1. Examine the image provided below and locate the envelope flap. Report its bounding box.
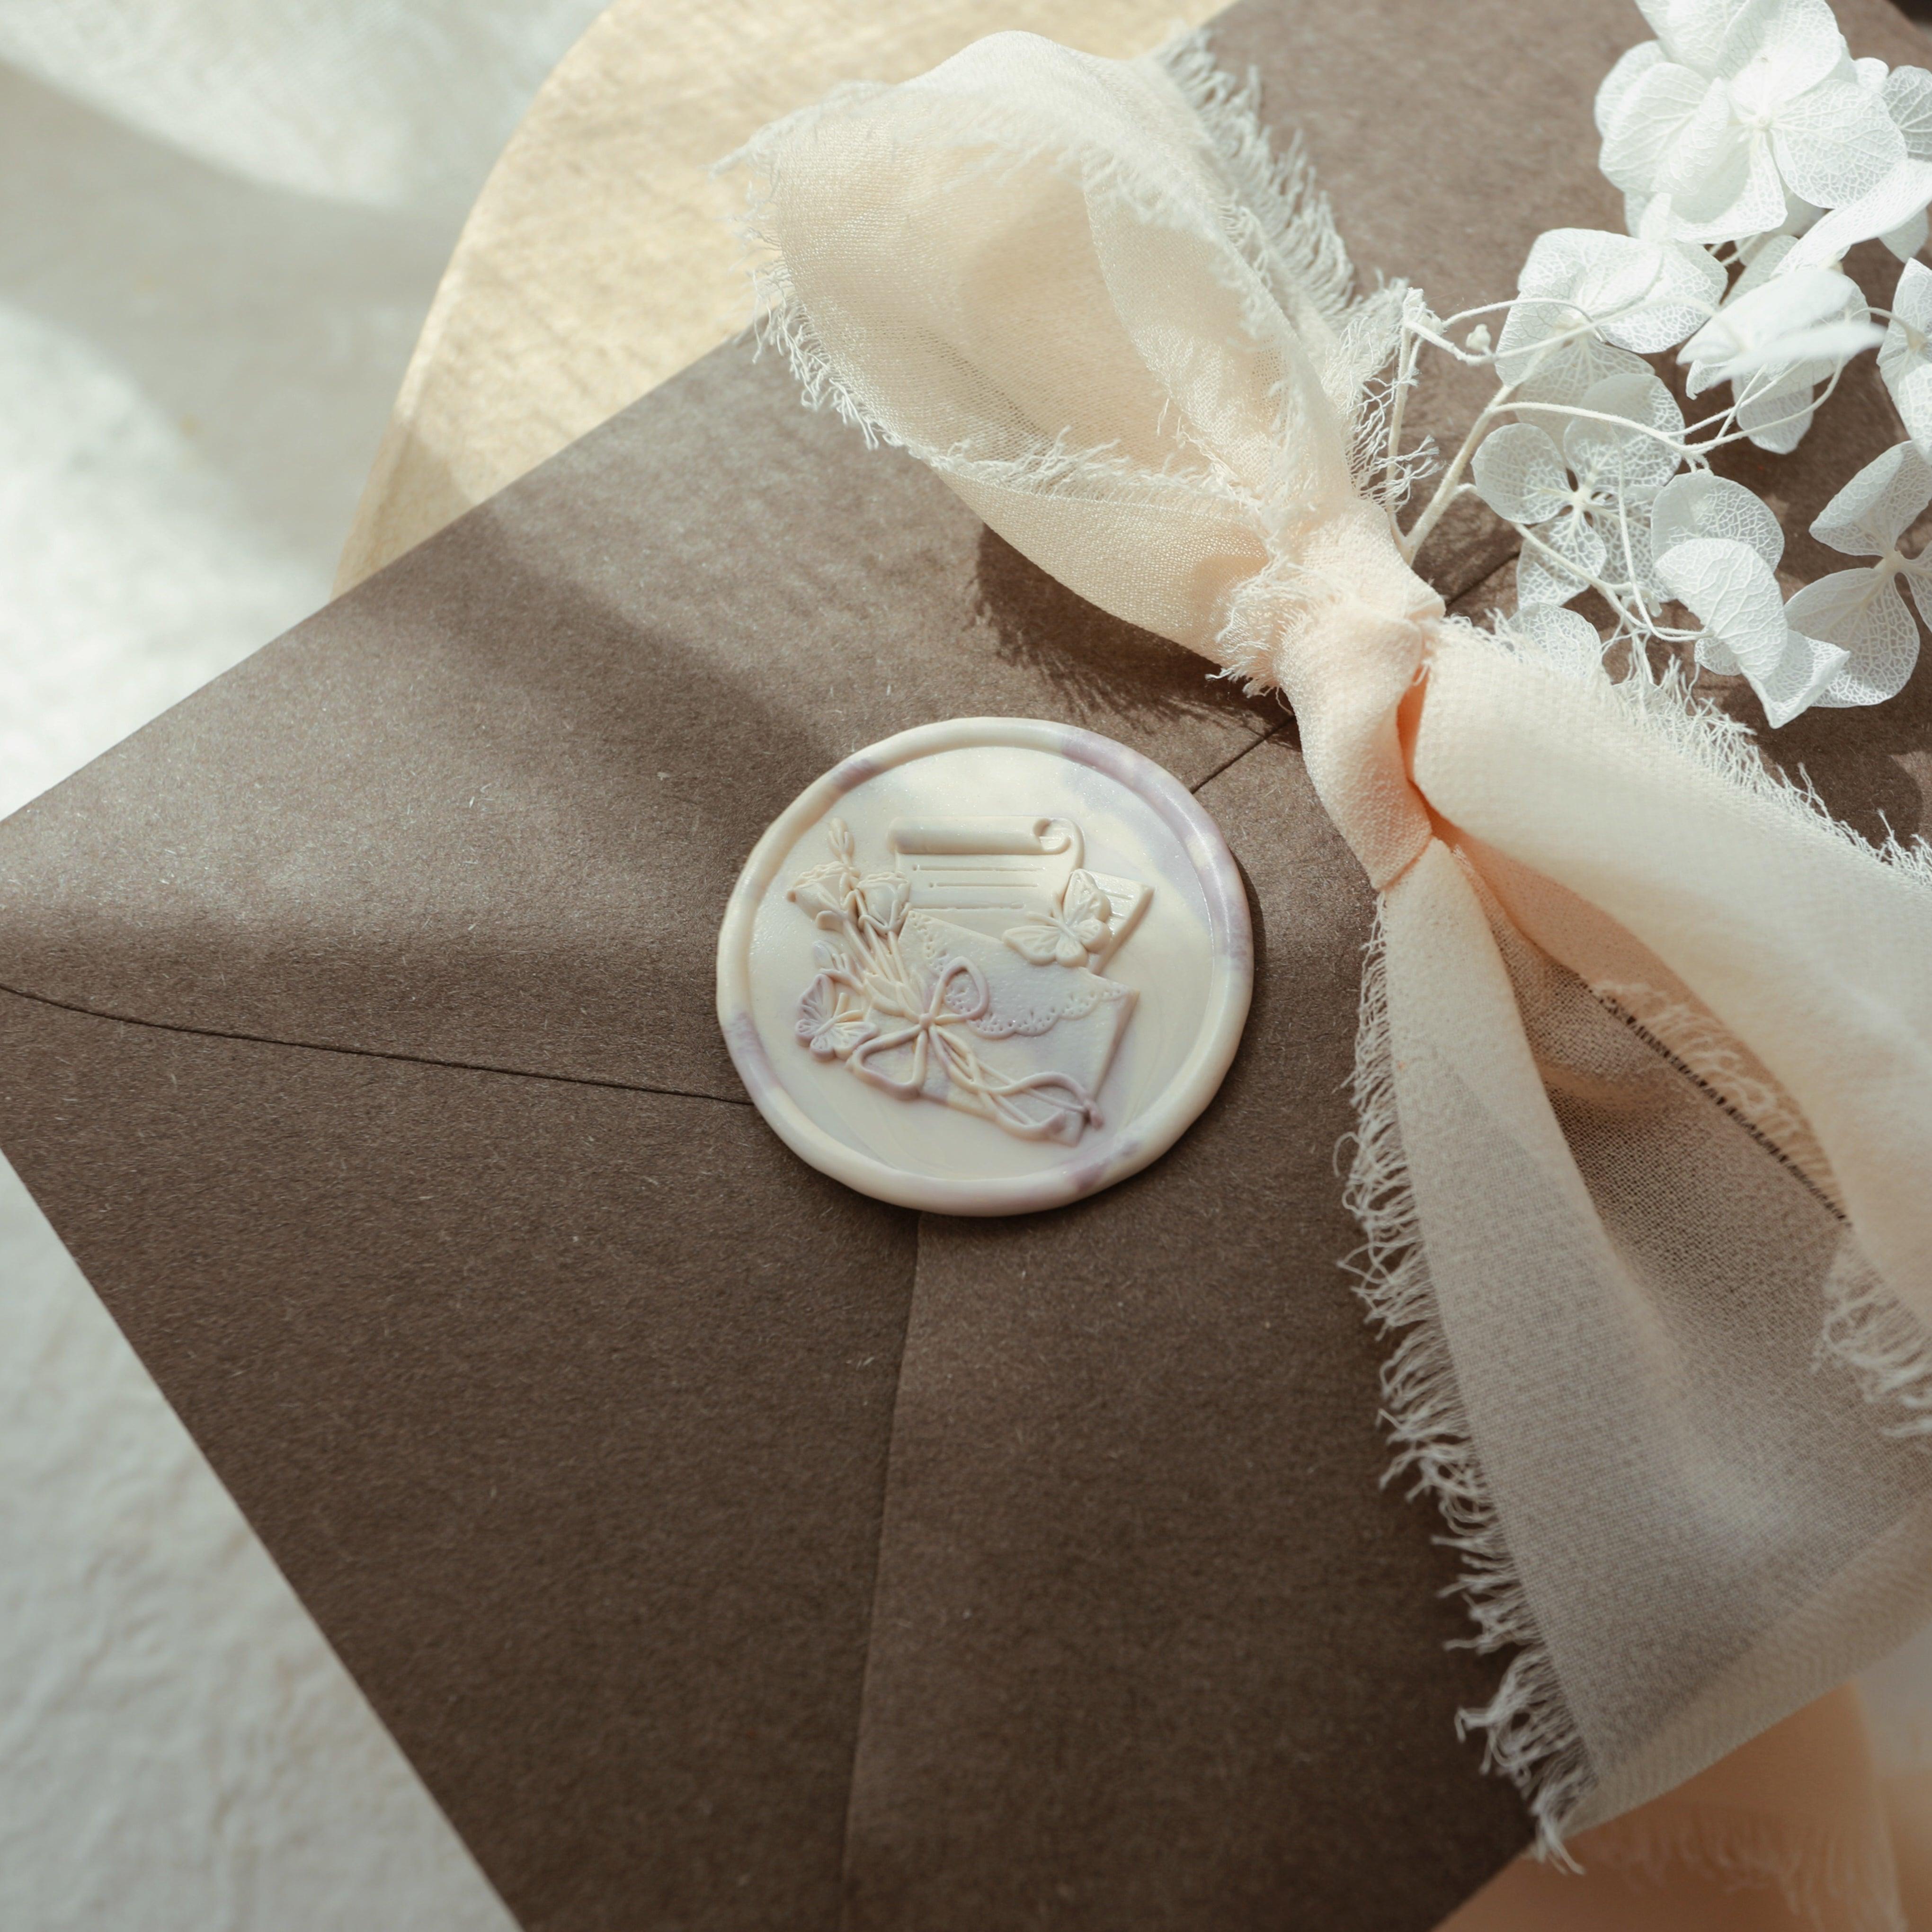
[0,348,1277,1101]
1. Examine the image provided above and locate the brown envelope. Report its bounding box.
[2,1,1929,1928]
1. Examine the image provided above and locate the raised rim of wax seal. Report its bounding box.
[716,717,1253,1215]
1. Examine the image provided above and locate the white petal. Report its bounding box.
[1772,80,1906,210]
[1638,0,1715,72]
[1517,228,1660,310]
[1654,533,1789,659]
[1782,158,1932,268]
[1594,498,1668,601]
[1717,0,1845,101]
[1495,300,1588,389]
[1661,85,1763,213]
[1632,189,1713,245]
[1886,64,1932,162]
[1601,62,1715,197]
[1600,242,1727,352]
[1586,369,1689,443]
[1506,603,1610,681]
[1892,352,1932,462]
[1541,505,1611,581]
[1720,263,1860,345]
[1499,231,1662,384]
[1753,630,1855,725]
[1697,630,1743,674]
[1732,231,1799,296]
[1692,231,1798,371]
[1883,208,1930,261]
[1511,339,1653,410]
[1669,122,1791,242]
[1736,364,1821,452]
[1516,508,1610,605]
[1679,264,1865,378]
[1809,440,1932,554]
[1779,191,1826,237]
[1598,41,1667,136]
[1650,471,1785,568]
[1786,570,1922,705]
[1472,423,1570,525]
[1892,256,1932,336]
[1656,528,1848,725]
[1881,262,1932,456]
[1638,0,1731,73]
[1515,554,1575,610]
[1564,371,1686,496]
[1734,317,1882,373]
[1634,520,1674,604]
[1513,228,1589,303]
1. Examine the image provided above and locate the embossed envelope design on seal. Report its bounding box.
[787,814,1147,1144]
[718,718,1252,1213]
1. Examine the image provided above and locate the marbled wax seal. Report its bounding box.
[716,718,1252,1215]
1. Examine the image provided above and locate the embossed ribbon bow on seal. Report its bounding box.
[734,32,1932,1850]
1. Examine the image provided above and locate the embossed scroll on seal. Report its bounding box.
[717,718,1252,1214]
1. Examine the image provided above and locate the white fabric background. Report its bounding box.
[0,5,605,1926]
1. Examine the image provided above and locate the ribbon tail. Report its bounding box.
[1357,630,1932,1850]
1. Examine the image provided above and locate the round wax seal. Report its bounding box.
[716,718,1252,1215]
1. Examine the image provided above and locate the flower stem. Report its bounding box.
[1401,383,1514,563]
[1382,323,1422,543]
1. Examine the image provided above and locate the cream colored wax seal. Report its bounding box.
[717,718,1252,1215]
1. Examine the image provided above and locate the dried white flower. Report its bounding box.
[1783,441,1932,706]
[1649,467,1785,560]
[1882,62,1932,254]
[1680,244,1877,452]
[1496,228,1722,404]
[1680,263,1876,383]
[1599,0,1903,245]
[1781,62,1932,266]
[1390,0,1924,730]
[1475,372,1683,604]
[1651,470,1849,724]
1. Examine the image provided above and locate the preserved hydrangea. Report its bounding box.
[1388,0,1932,726]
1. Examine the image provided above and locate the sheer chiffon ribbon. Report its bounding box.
[736,29,1932,1857]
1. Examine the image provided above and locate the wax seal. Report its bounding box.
[717,718,1252,1215]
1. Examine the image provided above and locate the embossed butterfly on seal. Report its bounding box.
[717,718,1252,1215]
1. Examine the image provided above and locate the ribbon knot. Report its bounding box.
[849,953,989,1098]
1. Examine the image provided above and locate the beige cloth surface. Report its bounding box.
[334,0,1227,590]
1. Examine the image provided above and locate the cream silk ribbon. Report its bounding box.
[736,26,1932,1868]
